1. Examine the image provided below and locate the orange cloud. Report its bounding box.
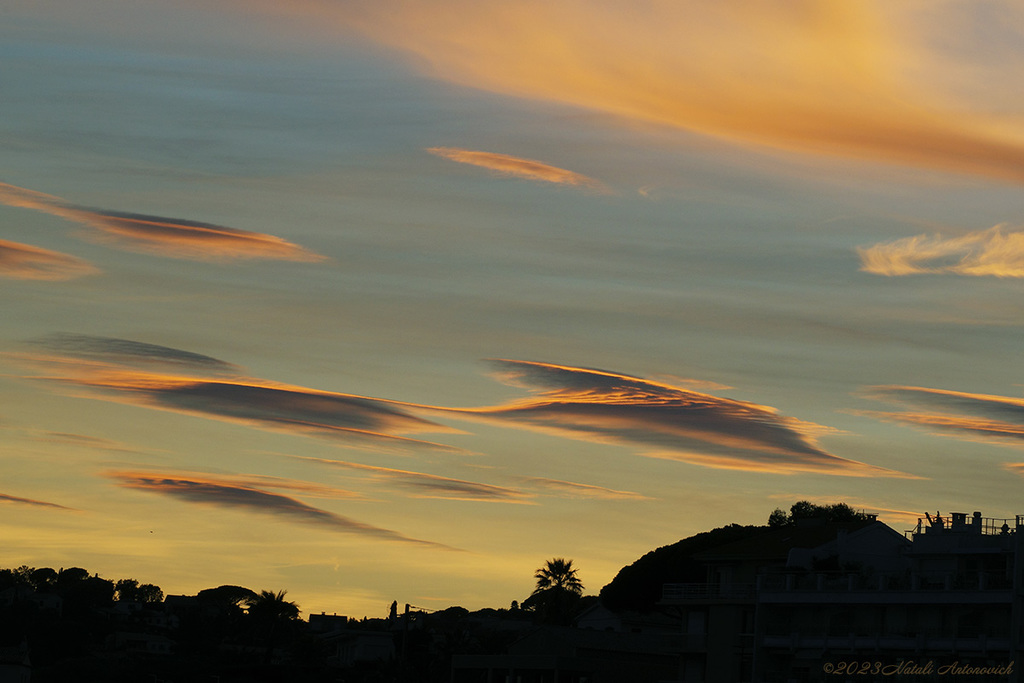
[291,455,533,503]
[0,239,99,281]
[865,385,1024,446]
[105,470,455,549]
[439,360,908,477]
[859,225,1024,277]
[523,477,651,501]
[426,147,608,191]
[14,336,911,476]
[336,0,1024,183]
[0,181,325,262]
[14,344,462,452]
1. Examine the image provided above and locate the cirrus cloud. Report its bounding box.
[11,336,911,476]
[13,342,463,453]
[426,147,609,192]
[859,225,1024,277]
[0,239,99,281]
[0,492,76,511]
[0,181,325,262]
[32,333,240,373]
[105,470,456,549]
[290,455,533,503]
[436,360,909,477]
[864,385,1024,446]
[523,477,652,501]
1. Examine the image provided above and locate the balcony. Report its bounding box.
[760,633,1011,654]
[661,583,756,603]
[753,571,1014,605]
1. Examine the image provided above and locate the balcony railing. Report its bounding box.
[661,583,756,601]
[758,571,1013,592]
[663,571,1013,602]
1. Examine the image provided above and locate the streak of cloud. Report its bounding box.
[859,225,1024,277]
[12,337,909,474]
[336,1,1024,183]
[105,471,456,549]
[0,181,325,262]
[426,147,609,192]
[864,385,1024,446]
[0,492,76,511]
[523,477,651,501]
[15,350,462,452]
[222,473,365,500]
[290,455,532,503]
[35,431,140,454]
[0,239,99,281]
[443,360,909,477]
[32,334,240,373]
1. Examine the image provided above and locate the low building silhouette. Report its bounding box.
[661,511,1023,682]
[0,640,30,683]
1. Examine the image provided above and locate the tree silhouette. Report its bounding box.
[114,578,163,603]
[524,558,584,625]
[198,584,258,609]
[246,590,300,622]
[768,501,874,527]
[29,567,58,591]
[533,558,584,596]
[244,590,300,664]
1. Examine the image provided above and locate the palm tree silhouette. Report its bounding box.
[246,589,300,622]
[526,558,584,624]
[533,558,583,595]
[245,590,300,664]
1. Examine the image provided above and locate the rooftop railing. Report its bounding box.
[906,513,1023,538]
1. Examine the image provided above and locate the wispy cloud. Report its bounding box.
[32,334,240,373]
[0,239,99,281]
[14,346,462,452]
[34,431,139,454]
[105,470,456,549]
[426,147,608,192]
[523,477,652,501]
[865,385,1024,446]
[0,181,325,262]
[440,360,908,477]
[291,455,532,503]
[859,225,1024,277]
[12,336,911,475]
[213,472,365,500]
[337,1,1024,183]
[0,492,76,511]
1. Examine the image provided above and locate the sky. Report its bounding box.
[3,0,1024,618]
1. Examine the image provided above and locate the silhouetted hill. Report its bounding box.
[598,501,878,613]
[598,523,766,612]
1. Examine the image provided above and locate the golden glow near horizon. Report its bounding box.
[4,0,1024,618]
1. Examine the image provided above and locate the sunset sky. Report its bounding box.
[4,0,1024,618]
